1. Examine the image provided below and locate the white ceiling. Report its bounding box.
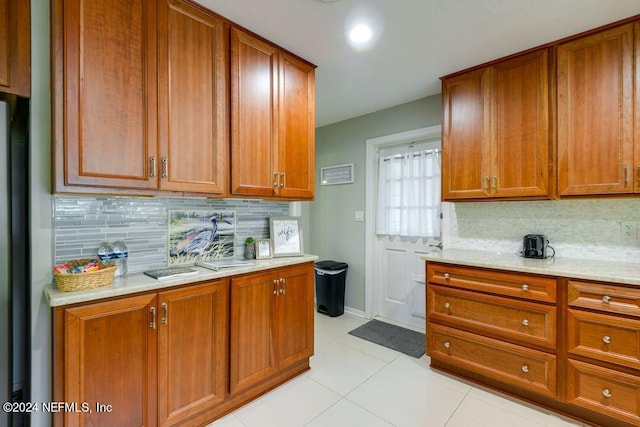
[198,0,640,127]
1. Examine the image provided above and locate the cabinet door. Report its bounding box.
[231,28,279,197]
[493,49,549,198]
[557,24,634,195]
[157,279,229,426]
[64,294,158,427]
[278,53,315,199]
[229,270,278,394]
[275,264,314,369]
[635,22,640,193]
[157,0,228,194]
[59,0,158,189]
[0,0,30,97]
[442,68,492,200]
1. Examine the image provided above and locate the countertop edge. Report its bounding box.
[422,249,640,286]
[45,255,319,307]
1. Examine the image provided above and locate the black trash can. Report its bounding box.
[314,260,348,317]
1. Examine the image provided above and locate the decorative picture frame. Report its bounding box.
[321,163,354,185]
[167,210,236,265]
[255,238,273,259]
[269,216,304,257]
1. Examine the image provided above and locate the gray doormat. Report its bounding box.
[348,319,426,358]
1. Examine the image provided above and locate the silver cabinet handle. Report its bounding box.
[521,365,529,373]
[443,273,450,280]
[279,278,286,295]
[624,165,630,184]
[273,172,279,187]
[443,341,450,349]
[602,389,612,398]
[444,302,451,309]
[484,176,490,191]
[273,279,278,296]
[150,307,156,330]
[602,335,611,344]
[522,319,529,326]
[161,157,168,178]
[521,284,529,292]
[491,176,498,190]
[149,156,156,178]
[602,295,611,304]
[161,303,168,325]
[280,172,286,188]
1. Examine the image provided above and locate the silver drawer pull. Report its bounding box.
[603,335,612,344]
[521,284,529,292]
[602,295,611,304]
[521,365,529,373]
[443,273,450,280]
[522,319,529,326]
[602,388,612,398]
[444,302,451,309]
[443,341,451,349]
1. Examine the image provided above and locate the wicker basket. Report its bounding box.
[54,261,118,292]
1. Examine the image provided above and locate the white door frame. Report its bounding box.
[364,125,442,319]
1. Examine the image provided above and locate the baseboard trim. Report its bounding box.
[344,306,366,318]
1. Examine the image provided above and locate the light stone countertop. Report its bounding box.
[44,255,319,307]
[423,249,640,286]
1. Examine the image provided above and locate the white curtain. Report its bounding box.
[376,149,441,238]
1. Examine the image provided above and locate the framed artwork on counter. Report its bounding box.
[269,216,304,257]
[255,238,273,259]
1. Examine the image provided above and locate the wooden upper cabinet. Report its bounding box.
[231,29,279,197]
[0,0,30,97]
[231,28,316,199]
[442,49,550,201]
[63,294,158,426]
[442,67,492,200]
[277,52,315,199]
[635,22,640,193]
[557,24,634,196]
[157,280,228,426]
[493,50,549,198]
[157,0,228,194]
[58,0,158,190]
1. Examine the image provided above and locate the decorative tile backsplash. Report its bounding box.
[447,199,640,263]
[53,196,290,273]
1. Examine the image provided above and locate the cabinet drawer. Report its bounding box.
[428,285,556,349]
[567,309,640,369]
[568,280,640,317]
[567,359,640,425]
[427,263,557,303]
[428,323,557,397]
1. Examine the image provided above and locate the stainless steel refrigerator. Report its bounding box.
[1,98,29,427]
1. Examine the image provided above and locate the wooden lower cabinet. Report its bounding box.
[230,263,314,395]
[59,293,158,427]
[427,261,640,427]
[157,281,228,426]
[428,323,557,397]
[567,360,640,425]
[53,264,314,426]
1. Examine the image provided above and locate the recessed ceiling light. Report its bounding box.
[349,24,372,44]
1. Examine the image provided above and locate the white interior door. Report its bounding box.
[375,236,431,329]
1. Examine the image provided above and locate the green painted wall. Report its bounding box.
[304,95,442,313]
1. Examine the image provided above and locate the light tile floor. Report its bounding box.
[211,313,585,427]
